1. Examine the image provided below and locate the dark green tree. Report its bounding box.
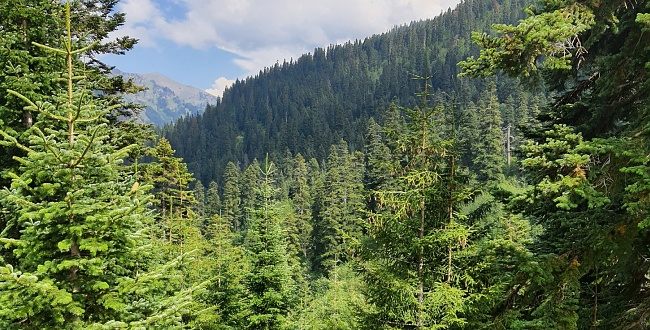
[222,162,242,231]
[461,0,650,327]
[193,214,250,329]
[473,81,505,182]
[360,75,483,329]
[289,153,314,264]
[146,137,197,252]
[205,180,222,219]
[240,158,263,231]
[315,139,365,274]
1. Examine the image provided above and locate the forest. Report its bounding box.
[0,0,649,329]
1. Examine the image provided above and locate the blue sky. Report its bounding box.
[102,0,462,97]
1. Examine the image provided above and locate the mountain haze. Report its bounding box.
[115,70,218,126]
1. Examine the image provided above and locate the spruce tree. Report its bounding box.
[244,158,296,329]
[222,161,242,231]
[205,180,222,218]
[289,153,314,264]
[0,3,193,327]
[360,75,481,329]
[473,81,505,182]
[315,139,364,274]
[146,137,197,252]
[193,214,249,329]
[461,0,650,327]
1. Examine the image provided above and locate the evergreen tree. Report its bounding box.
[193,180,206,221]
[222,162,242,231]
[315,139,365,274]
[240,158,263,231]
[363,117,395,212]
[0,4,193,327]
[289,153,313,264]
[360,75,481,329]
[205,180,222,218]
[146,137,197,251]
[473,81,505,182]
[244,158,296,329]
[193,214,249,329]
[461,0,650,327]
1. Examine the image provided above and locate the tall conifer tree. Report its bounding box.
[0,3,192,327]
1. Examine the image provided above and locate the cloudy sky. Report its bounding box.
[103,0,462,97]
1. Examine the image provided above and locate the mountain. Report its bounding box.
[115,70,218,126]
[162,0,536,186]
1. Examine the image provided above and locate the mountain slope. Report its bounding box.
[163,0,535,185]
[116,70,218,126]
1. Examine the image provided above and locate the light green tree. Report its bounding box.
[0,3,195,328]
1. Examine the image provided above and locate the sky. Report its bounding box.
[103,0,463,98]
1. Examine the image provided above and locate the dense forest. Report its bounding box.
[1,0,649,329]
[161,0,540,187]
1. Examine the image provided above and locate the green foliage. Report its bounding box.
[162,0,535,186]
[243,160,297,329]
[461,0,650,327]
[459,2,595,80]
[0,3,194,327]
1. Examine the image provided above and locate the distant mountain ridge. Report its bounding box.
[114,69,219,126]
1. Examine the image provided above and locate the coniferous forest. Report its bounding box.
[1,0,650,329]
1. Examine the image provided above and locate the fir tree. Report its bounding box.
[0,3,194,327]
[205,180,222,218]
[360,75,481,329]
[222,161,242,231]
[244,158,296,329]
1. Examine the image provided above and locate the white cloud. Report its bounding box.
[116,0,461,77]
[205,77,236,98]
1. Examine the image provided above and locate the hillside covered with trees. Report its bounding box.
[1,0,649,329]
[162,0,540,186]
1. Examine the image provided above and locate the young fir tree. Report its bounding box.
[205,180,222,218]
[192,214,250,329]
[240,158,263,231]
[289,153,313,264]
[0,3,194,328]
[360,75,481,329]
[193,180,206,220]
[146,137,197,253]
[473,81,505,183]
[244,158,296,330]
[0,0,143,184]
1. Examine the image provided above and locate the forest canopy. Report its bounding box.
[1,0,649,329]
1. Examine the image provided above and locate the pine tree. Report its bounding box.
[363,117,395,212]
[315,139,364,274]
[474,81,505,182]
[289,153,313,264]
[193,180,206,220]
[146,137,197,252]
[0,0,143,183]
[0,4,194,327]
[240,158,263,231]
[461,1,650,327]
